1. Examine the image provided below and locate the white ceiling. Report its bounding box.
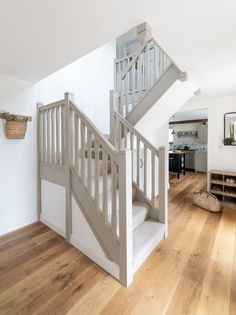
[1,0,236,98]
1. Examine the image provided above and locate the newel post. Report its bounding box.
[37,102,43,221]
[110,90,117,146]
[119,149,133,287]
[158,146,168,238]
[64,92,74,242]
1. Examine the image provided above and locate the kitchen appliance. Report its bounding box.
[184,145,190,151]
[185,150,195,170]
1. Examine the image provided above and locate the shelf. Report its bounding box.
[211,179,236,188]
[210,189,236,198]
[211,170,236,177]
[209,170,236,209]
[0,112,32,121]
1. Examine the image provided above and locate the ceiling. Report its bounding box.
[0,0,236,98]
[169,109,208,122]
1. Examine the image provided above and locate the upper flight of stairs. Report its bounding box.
[37,22,194,287]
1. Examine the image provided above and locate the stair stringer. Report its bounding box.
[71,168,119,263]
[126,64,181,126]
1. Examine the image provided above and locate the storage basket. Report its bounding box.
[5,121,27,139]
[192,190,221,212]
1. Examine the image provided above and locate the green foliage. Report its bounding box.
[223,137,234,145]
[1,112,28,122]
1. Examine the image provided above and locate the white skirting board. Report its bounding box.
[71,195,120,280]
[0,215,37,236]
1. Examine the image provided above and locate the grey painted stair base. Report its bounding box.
[133,220,165,272]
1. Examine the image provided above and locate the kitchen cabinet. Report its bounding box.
[195,150,207,173]
[197,124,208,144]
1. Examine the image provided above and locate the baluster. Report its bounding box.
[74,114,79,172]
[125,74,129,116]
[137,138,140,187]
[51,108,55,164]
[70,109,74,167]
[95,139,100,208]
[124,126,127,149]
[144,145,147,196]
[118,120,122,150]
[121,79,124,117]
[61,106,65,165]
[132,63,136,110]
[158,47,161,78]
[111,159,117,237]
[146,43,150,89]
[151,152,156,206]
[130,131,134,181]
[141,53,144,93]
[160,50,163,74]
[80,121,85,184]
[87,129,92,195]
[46,109,50,163]
[102,151,108,224]
[56,107,60,164]
[43,110,46,162]
[137,55,141,99]
[154,44,157,82]
[39,111,43,162]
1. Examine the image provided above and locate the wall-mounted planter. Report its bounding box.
[5,121,27,139]
[0,112,32,140]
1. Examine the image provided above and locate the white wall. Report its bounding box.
[136,80,196,148]
[0,41,115,235]
[0,75,37,235]
[181,95,236,172]
[35,41,115,134]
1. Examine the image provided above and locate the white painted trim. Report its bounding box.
[40,214,66,238]
[0,215,37,236]
[70,234,119,280]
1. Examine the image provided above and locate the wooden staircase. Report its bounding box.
[37,23,187,287]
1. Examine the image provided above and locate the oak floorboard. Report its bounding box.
[195,208,236,315]
[0,172,235,315]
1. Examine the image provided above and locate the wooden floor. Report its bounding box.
[0,172,235,315]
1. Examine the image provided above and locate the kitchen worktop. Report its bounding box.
[169,150,186,155]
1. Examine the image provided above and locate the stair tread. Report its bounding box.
[133,220,165,270]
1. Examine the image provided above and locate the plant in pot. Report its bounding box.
[223,137,234,145]
[1,112,28,139]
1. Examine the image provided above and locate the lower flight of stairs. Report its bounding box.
[86,165,165,272]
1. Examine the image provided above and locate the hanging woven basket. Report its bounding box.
[5,121,27,139]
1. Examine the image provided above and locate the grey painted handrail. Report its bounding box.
[69,101,118,163]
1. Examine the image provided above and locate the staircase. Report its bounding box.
[37,23,192,287]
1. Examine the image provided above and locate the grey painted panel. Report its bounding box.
[71,169,119,263]
[40,163,66,186]
[127,64,181,126]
